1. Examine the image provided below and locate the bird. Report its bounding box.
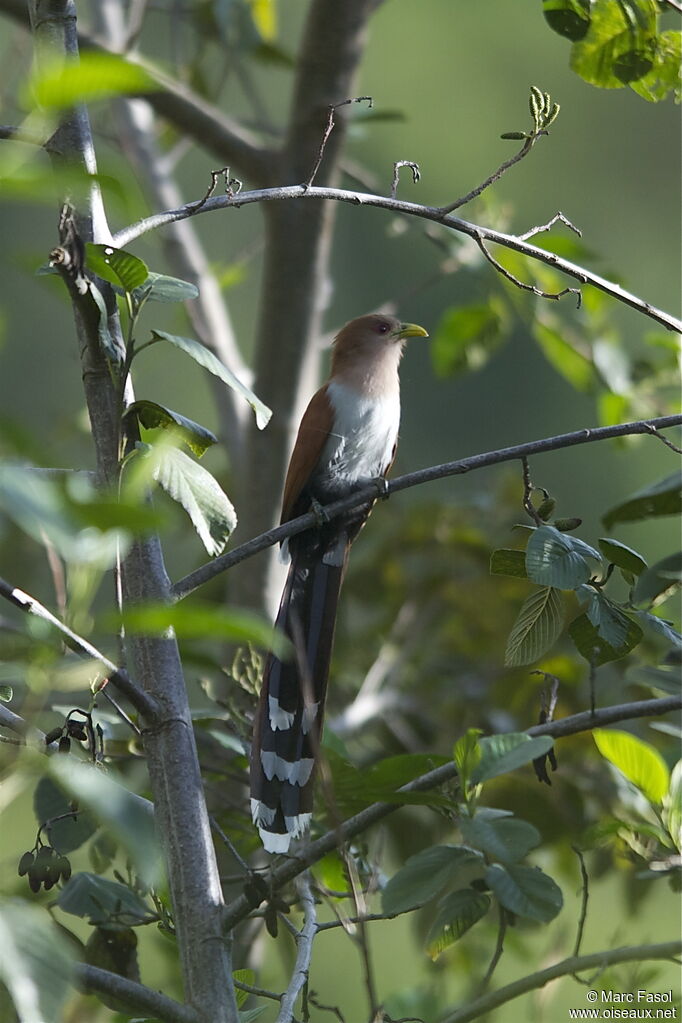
[250,313,429,853]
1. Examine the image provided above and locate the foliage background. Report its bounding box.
[0,1,680,1021]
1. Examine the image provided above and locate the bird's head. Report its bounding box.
[331,314,428,377]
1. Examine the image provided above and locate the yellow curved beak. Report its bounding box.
[397,322,429,340]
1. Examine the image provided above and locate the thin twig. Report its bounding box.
[0,577,159,721]
[222,694,682,931]
[304,97,372,189]
[111,185,682,333]
[519,211,582,241]
[644,422,682,454]
[233,978,283,1002]
[572,846,590,964]
[439,942,682,1023]
[390,160,420,199]
[171,415,682,601]
[475,232,582,306]
[477,904,507,992]
[210,814,251,874]
[276,873,317,1023]
[437,134,540,215]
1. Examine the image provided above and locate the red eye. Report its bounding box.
[376,321,390,334]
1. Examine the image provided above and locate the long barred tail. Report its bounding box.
[250,535,348,853]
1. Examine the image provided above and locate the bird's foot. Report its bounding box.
[372,477,390,501]
[310,497,330,526]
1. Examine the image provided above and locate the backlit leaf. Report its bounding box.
[86,244,148,293]
[125,400,217,457]
[533,319,594,391]
[431,302,506,377]
[26,53,155,110]
[593,728,669,804]
[472,733,556,783]
[0,899,74,1023]
[425,889,490,960]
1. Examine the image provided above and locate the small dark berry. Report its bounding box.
[18,851,35,877]
[58,736,71,754]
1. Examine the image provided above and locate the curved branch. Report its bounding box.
[171,414,682,601]
[75,963,199,1023]
[222,693,682,931]
[112,186,682,333]
[439,942,682,1023]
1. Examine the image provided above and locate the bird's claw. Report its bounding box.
[310,497,330,526]
[373,477,390,501]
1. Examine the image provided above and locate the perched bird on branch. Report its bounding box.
[250,313,428,853]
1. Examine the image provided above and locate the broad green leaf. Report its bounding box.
[603,472,682,529]
[133,272,199,303]
[119,601,290,658]
[382,845,485,916]
[431,301,506,377]
[634,611,682,649]
[241,1009,267,1023]
[425,889,490,960]
[533,319,594,391]
[125,400,217,457]
[663,760,681,852]
[543,0,592,41]
[472,733,556,783]
[632,553,682,608]
[0,685,12,702]
[485,862,563,922]
[27,53,155,110]
[85,243,148,293]
[57,873,152,926]
[598,537,647,576]
[453,728,483,791]
[248,0,277,40]
[149,444,236,555]
[526,525,600,589]
[325,751,450,817]
[490,548,528,578]
[630,30,682,103]
[49,758,161,886]
[34,777,97,855]
[233,969,256,1009]
[504,586,563,666]
[586,591,639,648]
[459,814,540,863]
[570,0,657,90]
[0,899,74,1023]
[569,611,642,665]
[151,330,271,429]
[593,729,670,804]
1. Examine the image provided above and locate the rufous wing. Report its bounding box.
[280,384,335,524]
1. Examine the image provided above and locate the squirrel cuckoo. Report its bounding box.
[250,313,428,853]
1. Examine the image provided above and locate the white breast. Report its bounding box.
[320,378,400,485]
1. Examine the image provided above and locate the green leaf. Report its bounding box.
[34,777,97,855]
[145,444,236,555]
[425,889,490,960]
[490,548,528,578]
[48,758,161,886]
[663,760,681,853]
[233,969,256,1009]
[630,30,682,103]
[569,610,642,665]
[459,814,541,863]
[593,728,670,804]
[151,330,271,429]
[603,472,682,529]
[382,845,485,916]
[526,525,600,589]
[0,685,12,702]
[533,318,594,391]
[634,611,682,649]
[26,53,156,109]
[125,400,217,457]
[471,733,556,783]
[57,873,152,926]
[632,553,682,608]
[325,752,450,817]
[118,601,290,658]
[0,899,74,1023]
[453,728,483,791]
[570,0,657,90]
[598,537,647,576]
[504,586,563,666]
[586,591,639,648]
[543,0,592,41]
[85,243,148,293]
[485,862,563,922]
[87,279,122,362]
[133,272,199,303]
[431,301,507,377]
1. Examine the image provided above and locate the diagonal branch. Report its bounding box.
[0,575,159,720]
[111,185,682,333]
[221,694,682,931]
[75,963,199,1023]
[275,873,317,1023]
[439,942,682,1023]
[171,414,682,601]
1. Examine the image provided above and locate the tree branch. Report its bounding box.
[0,703,46,745]
[171,414,682,601]
[276,873,317,1023]
[75,963,199,1023]
[222,694,682,931]
[112,186,682,333]
[0,575,159,720]
[439,942,682,1023]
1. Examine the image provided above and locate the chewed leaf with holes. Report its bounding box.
[85,243,148,292]
[125,400,217,457]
